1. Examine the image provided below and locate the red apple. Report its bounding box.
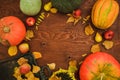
[79,52,120,80]
[19,63,31,74]
[73,9,81,18]
[19,43,29,54]
[104,30,114,40]
[26,17,35,27]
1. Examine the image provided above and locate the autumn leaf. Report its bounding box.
[47,63,56,70]
[102,40,114,49]
[32,65,41,73]
[85,24,94,35]
[32,52,42,59]
[66,14,81,25]
[74,17,81,25]
[66,16,75,23]
[91,44,100,53]
[25,30,34,41]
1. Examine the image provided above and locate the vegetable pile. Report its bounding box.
[13,57,41,80]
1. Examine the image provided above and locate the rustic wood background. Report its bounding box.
[0,0,120,79]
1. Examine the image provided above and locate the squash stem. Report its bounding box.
[3,26,10,33]
[100,73,105,80]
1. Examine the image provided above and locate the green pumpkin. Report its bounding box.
[20,0,42,16]
[51,0,82,14]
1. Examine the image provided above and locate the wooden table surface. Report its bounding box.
[0,0,120,79]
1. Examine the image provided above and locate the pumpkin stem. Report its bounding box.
[3,26,10,33]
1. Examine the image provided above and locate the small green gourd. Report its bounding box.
[20,0,42,16]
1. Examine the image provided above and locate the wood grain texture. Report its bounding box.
[0,0,120,79]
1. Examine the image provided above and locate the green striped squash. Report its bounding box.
[91,0,119,29]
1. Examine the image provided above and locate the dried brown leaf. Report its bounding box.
[102,40,114,49]
[85,24,94,35]
[91,44,100,53]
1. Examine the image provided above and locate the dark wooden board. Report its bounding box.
[0,0,120,79]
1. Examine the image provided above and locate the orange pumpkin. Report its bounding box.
[0,16,26,46]
[91,0,119,29]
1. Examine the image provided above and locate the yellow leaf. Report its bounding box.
[74,17,81,25]
[44,2,52,11]
[91,44,100,53]
[95,32,102,42]
[85,24,94,35]
[50,8,58,13]
[66,16,75,23]
[47,63,56,70]
[32,52,42,59]
[25,30,34,41]
[8,46,18,56]
[32,65,41,73]
[102,40,114,49]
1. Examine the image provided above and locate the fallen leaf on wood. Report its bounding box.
[102,40,114,49]
[74,17,81,25]
[85,24,94,35]
[66,14,81,25]
[25,30,34,41]
[66,16,75,23]
[32,52,42,59]
[95,32,102,42]
[91,44,100,53]
[47,63,56,70]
